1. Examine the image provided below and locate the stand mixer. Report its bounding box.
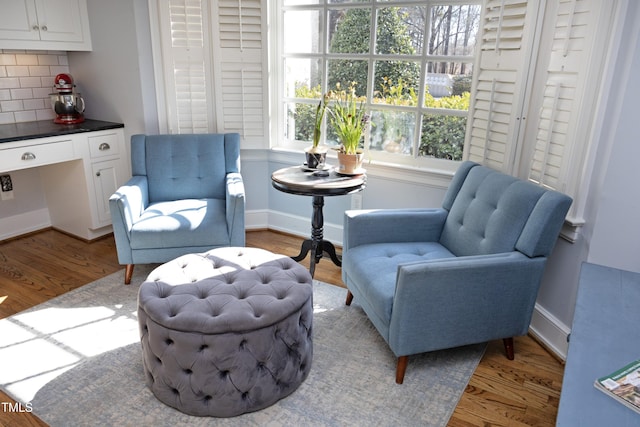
[49,73,85,124]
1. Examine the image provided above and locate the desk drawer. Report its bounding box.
[0,139,75,172]
[88,133,120,159]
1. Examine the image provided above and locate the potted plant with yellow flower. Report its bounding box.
[328,83,368,174]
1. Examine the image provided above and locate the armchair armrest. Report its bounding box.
[109,175,149,235]
[108,176,149,265]
[226,172,245,246]
[343,208,448,250]
[388,252,547,356]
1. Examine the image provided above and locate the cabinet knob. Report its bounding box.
[21,152,36,161]
[98,143,111,151]
[41,25,48,31]
[96,171,101,177]
[32,25,39,31]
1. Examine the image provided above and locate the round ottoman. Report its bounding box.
[137,247,314,417]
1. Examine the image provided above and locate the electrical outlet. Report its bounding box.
[0,175,14,200]
[0,174,12,192]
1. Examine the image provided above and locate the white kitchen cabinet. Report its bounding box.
[0,0,92,51]
[86,131,126,228]
[0,126,128,240]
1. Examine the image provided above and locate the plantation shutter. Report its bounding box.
[211,0,267,148]
[464,0,541,173]
[524,0,612,196]
[157,0,213,134]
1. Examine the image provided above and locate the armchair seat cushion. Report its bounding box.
[344,242,456,326]
[130,198,229,249]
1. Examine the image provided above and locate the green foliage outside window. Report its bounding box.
[329,8,420,98]
[421,90,469,160]
[294,82,469,161]
[292,85,323,142]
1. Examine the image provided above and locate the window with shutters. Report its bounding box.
[466,0,620,237]
[148,0,620,236]
[153,0,213,134]
[276,0,482,168]
[519,0,618,233]
[150,0,267,145]
[211,0,267,147]
[464,0,539,174]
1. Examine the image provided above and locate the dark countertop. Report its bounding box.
[0,119,124,143]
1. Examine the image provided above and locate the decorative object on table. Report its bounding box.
[328,82,368,175]
[49,73,85,124]
[336,150,365,175]
[342,160,572,384]
[594,358,640,414]
[109,133,245,284]
[305,95,329,170]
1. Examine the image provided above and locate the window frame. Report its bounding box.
[271,0,482,170]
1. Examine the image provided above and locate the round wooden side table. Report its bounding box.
[271,165,366,277]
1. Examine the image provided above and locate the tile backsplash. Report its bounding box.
[0,50,70,124]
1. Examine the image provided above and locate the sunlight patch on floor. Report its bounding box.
[0,303,139,402]
[313,303,331,314]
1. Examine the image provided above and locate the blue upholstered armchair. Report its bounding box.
[109,133,245,284]
[342,161,572,384]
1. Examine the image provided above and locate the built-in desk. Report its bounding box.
[556,262,640,425]
[0,119,127,241]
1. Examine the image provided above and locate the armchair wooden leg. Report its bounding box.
[345,290,354,306]
[503,337,515,360]
[396,356,409,384]
[124,264,134,285]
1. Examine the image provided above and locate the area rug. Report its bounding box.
[0,265,485,426]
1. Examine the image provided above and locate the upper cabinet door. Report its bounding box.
[0,0,92,50]
[34,0,86,43]
[0,0,40,41]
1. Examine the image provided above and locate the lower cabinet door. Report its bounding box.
[92,159,121,227]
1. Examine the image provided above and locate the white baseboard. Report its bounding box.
[529,302,571,361]
[245,209,270,230]
[258,209,343,244]
[0,208,51,241]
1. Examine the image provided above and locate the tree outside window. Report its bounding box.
[282,0,480,164]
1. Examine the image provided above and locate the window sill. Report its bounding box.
[560,216,585,243]
[268,147,457,189]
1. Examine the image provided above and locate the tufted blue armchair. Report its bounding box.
[342,161,572,384]
[109,133,245,284]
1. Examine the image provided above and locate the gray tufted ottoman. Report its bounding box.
[137,247,314,417]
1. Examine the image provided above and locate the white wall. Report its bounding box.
[587,6,640,272]
[67,0,158,148]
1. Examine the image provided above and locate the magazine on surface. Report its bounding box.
[594,358,640,415]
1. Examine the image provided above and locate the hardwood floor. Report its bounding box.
[0,229,564,426]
